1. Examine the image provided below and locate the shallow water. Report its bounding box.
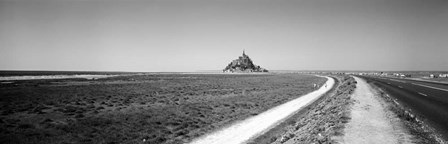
[0,74,117,81]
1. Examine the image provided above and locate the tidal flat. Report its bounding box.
[0,73,325,144]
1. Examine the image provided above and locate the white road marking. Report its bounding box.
[398,86,403,88]
[411,83,448,92]
[418,92,428,97]
[190,77,335,144]
[389,79,406,83]
[393,100,400,105]
[387,83,391,84]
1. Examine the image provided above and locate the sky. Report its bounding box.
[1,0,447,72]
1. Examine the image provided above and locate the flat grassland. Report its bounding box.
[0,74,325,144]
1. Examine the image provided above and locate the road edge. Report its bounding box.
[366,78,447,144]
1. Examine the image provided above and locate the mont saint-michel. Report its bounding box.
[223,51,268,73]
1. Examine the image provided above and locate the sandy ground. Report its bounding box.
[190,76,335,144]
[340,77,413,144]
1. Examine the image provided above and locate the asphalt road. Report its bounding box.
[359,76,448,140]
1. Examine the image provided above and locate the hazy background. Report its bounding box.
[1,0,447,72]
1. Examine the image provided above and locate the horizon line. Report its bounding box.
[1,69,447,73]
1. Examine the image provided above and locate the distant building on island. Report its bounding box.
[223,50,268,73]
[440,74,448,78]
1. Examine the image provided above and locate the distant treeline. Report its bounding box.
[0,71,139,76]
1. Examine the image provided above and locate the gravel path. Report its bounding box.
[189,76,335,144]
[341,77,413,144]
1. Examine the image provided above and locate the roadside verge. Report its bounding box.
[339,76,414,144]
[368,79,446,144]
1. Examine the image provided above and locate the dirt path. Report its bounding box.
[189,76,335,144]
[340,77,413,144]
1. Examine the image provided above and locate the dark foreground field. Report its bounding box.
[0,73,325,144]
